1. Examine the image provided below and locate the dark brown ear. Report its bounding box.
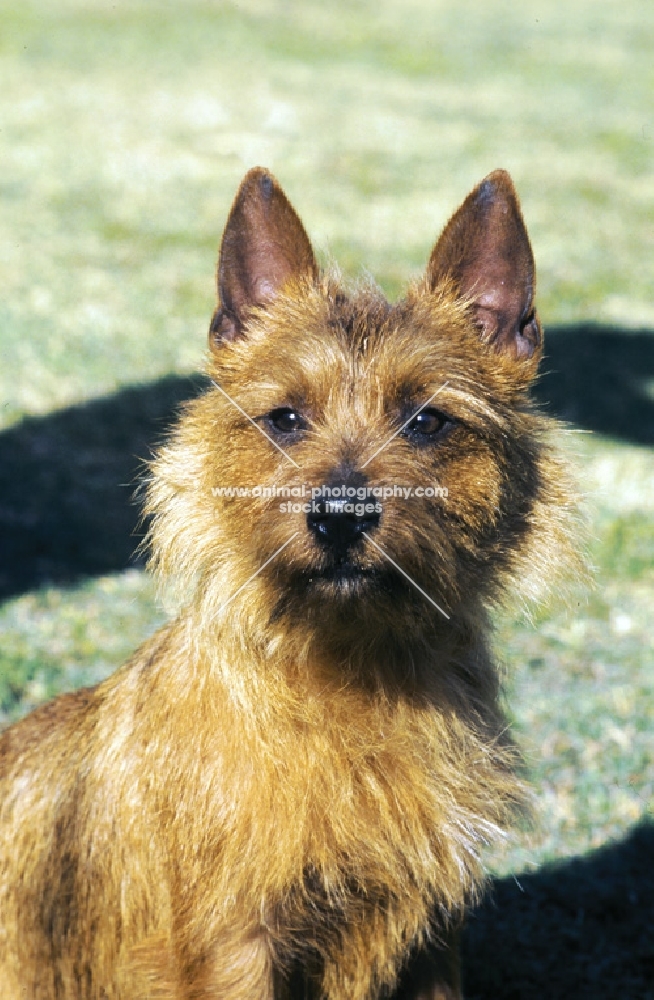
[209,167,318,343]
[427,170,541,360]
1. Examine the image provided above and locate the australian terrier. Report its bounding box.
[0,167,578,999]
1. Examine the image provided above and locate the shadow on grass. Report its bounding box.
[462,819,654,1000]
[0,323,652,601]
[0,374,208,600]
[534,323,654,445]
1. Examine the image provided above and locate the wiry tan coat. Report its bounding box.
[0,168,579,999]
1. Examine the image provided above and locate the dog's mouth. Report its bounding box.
[269,561,380,624]
[307,561,377,592]
[275,554,382,603]
[300,554,424,607]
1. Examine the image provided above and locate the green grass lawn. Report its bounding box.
[1,1,652,995]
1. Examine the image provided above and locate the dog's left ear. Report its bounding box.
[427,170,541,360]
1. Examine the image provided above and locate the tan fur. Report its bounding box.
[0,168,579,999]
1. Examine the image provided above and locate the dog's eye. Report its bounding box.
[268,408,304,434]
[404,408,450,440]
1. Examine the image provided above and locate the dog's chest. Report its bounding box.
[222,707,447,922]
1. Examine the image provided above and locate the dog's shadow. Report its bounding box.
[462,819,654,1000]
[535,322,654,444]
[0,373,209,600]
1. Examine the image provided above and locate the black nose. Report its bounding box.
[307,498,381,554]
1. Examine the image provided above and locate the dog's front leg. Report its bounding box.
[176,929,275,1000]
[391,927,462,1000]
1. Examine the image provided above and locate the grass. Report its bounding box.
[1,1,653,995]
[494,441,653,870]
[2,0,653,422]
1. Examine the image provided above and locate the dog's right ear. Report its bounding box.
[210,168,318,344]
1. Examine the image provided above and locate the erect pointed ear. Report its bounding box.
[209,167,318,344]
[427,170,541,360]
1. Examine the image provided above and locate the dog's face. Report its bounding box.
[203,285,540,628]
[148,168,551,641]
